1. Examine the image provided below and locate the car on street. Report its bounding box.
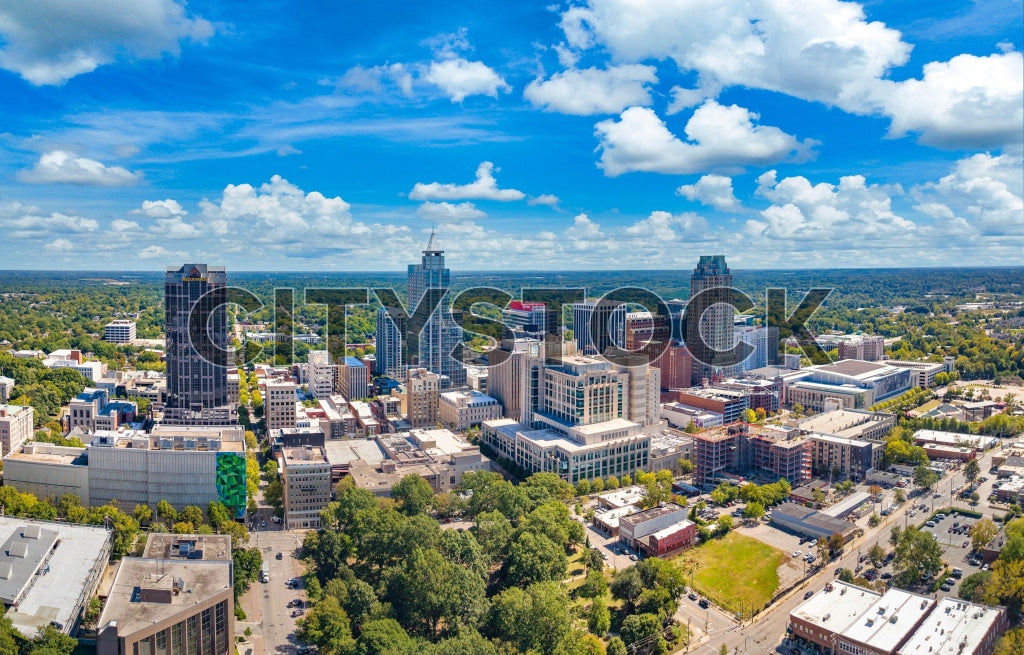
[291,609,304,617]
[698,598,710,609]
[276,552,283,559]
[803,591,814,599]
[792,550,802,558]
[962,541,969,548]
[629,554,637,561]
[688,591,698,601]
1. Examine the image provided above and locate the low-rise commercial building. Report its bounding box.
[885,357,955,388]
[0,518,111,638]
[618,503,696,555]
[97,534,233,655]
[0,403,34,457]
[897,597,1007,655]
[912,430,997,453]
[439,390,502,431]
[348,429,489,496]
[770,503,857,542]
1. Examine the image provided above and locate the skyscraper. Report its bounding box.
[375,307,406,380]
[406,231,465,388]
[572,300,626,356]
[688,255,733,385]
[163,264,234,425]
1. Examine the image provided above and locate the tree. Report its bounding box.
[354,618,415,655]
[868,485,882,500]
[958,571,992,603]
[893,488,906,504]
[828,533,846,558]
[606,637,628,655]
[502,532,567,588]
[486,582,571,655]
[30,624,78,655]
[264,479,284,509]
[868,543,886,567]
[678,458,695,475]
[156,499,177,524]
[964,458,981,485]
[889,525,903,548]
[716,514,733,535]
[132,503,152,525]
[913,465,939,493]
[386,547,486,639]
[743,502,765,522]
[620,614,666,655]
[994,628,1024,655]
[180,505,204,527]
[972,518,999,552]
[816,537,829,564]
[587,597,610,637]
[893,527,944,587]
[391,474,434,516]
[578,569,607,599]
[575,479,591,496]
[296,596,355,655]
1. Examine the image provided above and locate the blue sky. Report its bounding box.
[0,0,1021,271]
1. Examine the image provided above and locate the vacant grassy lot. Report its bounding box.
[674,532,784,618]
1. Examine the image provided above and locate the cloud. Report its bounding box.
[44,238,74,253]
[111,219,141,231]
[745,169,914,240]
[0,0,213,85]
[132,199,187,219]
[524,64,658,115]
[560,0,1022,149]
[911,151,1024,236]
[560,0,910,110]
[425,58,510,102]
[138,245,187,260]
[528,194,560,207]
[415,201,486,221]
[676,174,740,211]
[338,63,414,97]
[595,102,817,176]
[872,51,1024,148]
[565,213,602,239]
[196,175,402,245]
[622,211,712,242]
[410,162,526,201]
[17,151,142,186]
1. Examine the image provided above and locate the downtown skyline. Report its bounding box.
[0,0,1021,272]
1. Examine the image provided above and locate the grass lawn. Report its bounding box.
[674,532,784,618]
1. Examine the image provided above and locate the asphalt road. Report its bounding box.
[252,530,307,654]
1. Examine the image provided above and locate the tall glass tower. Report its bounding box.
[164,263,232,423]
[688,255,733,385]
[407,231,465,388]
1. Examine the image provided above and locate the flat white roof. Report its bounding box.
[791,581,879,635]
[598,486,646,508]
[842,587,933,652]
[913,430,996,450]
[0,518,110,638]
[820,491,871,517]
[323,439,386,466]
[594,504,640,528]
[648,518,695,541]
[898,597,1005,655]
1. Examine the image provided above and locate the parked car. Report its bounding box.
[276,552,283,560]
[804,591,814,599]
[792,550,802,558]
[291,609,304,617]
[688,592,698,601]
[698,598,710,609]
[962,541,970,548]
[881,572,892,580]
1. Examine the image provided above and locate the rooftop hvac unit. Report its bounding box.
[0,563,11,580]
[184,439,198,450]
[159,438,173,449]
[208,439,221,451]
[890,615,898,623]
[22,525,41,540]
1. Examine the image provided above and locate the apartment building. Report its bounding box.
[404,368,440,428]
[264,380,298,432]
[281,445,331,530]
[0,403,33,457]
[103,319,137,343]
[439,390,502,430]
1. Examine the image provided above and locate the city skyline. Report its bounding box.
[0,1,1021,271]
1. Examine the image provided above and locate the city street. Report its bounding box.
[240,530,307,655]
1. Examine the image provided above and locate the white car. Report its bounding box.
[792,550,802,558]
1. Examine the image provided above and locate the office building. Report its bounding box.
[808,433,884,479]
[0,376,13,403]
[0,404,33,457]
[439,390,502,431]
[97,535,233,655]
[281,445,331,530]
[264,380,297,432]
[163,264,233,425]
[733,325,779,371]
[670,387,748,424]
[104,319,137,343]
[0,518,111,638]
[885,357,956,388]
[837,335,885,361]
[307,350,336,398]
[407,230,465,387]
[375,308,406,380]
[653,343,692,390]
[797,408,897,442]
[573,300,626,356]
[688,255,733,384]
[338,356,369,400]
[785,360,913,412]
[68,388,137,433]
[487,338,539,420]
[345,429,489,495]
[404,368,440,428]
[502,301,547,336]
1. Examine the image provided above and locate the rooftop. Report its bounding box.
[598,486,647,508]
[898,598,1006,655]
[842,587,934,651]
[0,518,110,638]
[798,409,893,438]
[143,534,232,561]
[791,581,880,636]
[323,439,386,467]
[814,359,893,378]
[620,503,688,527]
[282,445,328,465]
[97,558,232,637]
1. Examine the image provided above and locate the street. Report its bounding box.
[239,530,307,655]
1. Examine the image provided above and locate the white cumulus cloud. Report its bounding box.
[911,151,1024,236]
[524,64,658,115]
[425,58,510,102]
[415,201,486,221]
[595,102,816,176]
[0,0,213,85]
[410,162,525,201]
[676,175,740,211]
[872,51,1024,149]
[528,194,560,207]
[17,151,142,186]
